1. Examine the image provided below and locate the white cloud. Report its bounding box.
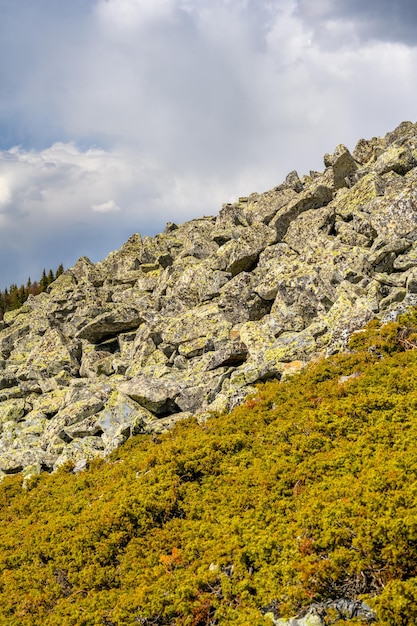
[0,140,236,286]
[91,199,121,213]
[95,0,176,31]
[0,177,11,208]
[0,143,129,222]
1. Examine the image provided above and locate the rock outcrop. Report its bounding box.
[2,121,417,478]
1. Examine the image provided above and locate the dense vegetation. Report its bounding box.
[0,264,64,318]
[1,313,417,625]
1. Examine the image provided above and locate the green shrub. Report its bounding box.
[1,314,417,623]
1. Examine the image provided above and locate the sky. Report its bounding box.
[1,0,417,287]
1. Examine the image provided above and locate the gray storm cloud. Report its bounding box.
[296,0,417,45]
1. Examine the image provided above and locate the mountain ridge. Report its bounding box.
[1,121,417,477]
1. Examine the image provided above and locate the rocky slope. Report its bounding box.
[2,120,417,478]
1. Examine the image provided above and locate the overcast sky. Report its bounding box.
[0,0,417,287]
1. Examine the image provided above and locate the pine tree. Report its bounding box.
[0,263,64,314]
[39,269,48,293]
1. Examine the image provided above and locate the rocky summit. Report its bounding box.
[2,120,417,480]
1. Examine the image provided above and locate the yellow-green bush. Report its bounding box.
[1,315,417,624]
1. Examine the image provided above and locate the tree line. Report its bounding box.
[0,264,64,318]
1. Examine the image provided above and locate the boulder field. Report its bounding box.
[2,121,417,479]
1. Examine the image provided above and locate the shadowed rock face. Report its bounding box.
[3,121,417,478]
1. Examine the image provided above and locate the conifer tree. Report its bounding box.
[39,269,48,292]
[0,263,64,314]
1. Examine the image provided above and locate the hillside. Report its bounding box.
[1,314,417,624]
[2,122,417,477]
[2,121,417,623]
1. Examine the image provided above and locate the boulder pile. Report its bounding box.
[2,121,417,478]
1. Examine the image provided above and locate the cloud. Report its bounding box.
[91,200,121,213]
[0,141,236,286]
[0,143,136,284]
[295,0,417,46]
[95,0,177,30]
[0,0,417,288]
[0,177,11,208]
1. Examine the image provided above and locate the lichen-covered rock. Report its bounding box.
[32,389,66,416]
[367,238,411,273]
[205,341,248,370]
[262,598,376,625]
[119,375,183,415]
[53,437,105,470]
[0,398,30,425]
[352,136,379,164]
[79,340,115,378]
[374,143,417,176]
[253,243,300,301]
[335,172,385,219]
[394,243,417,270]
[243,188,298,225]
[163,259,231,307]
[331,144,358,189]
[216,223,276,275]
[22,329,81,378]
[160,302,232,349]
[3,121,417,476]
[218,272,272,324]
[269,177,334,240]
[0,449,53,475]
[75,302,150,342]
[96,391,157,452]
